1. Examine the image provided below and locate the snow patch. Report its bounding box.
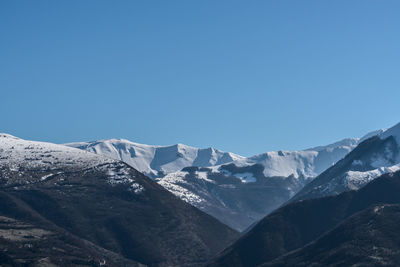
[157,171,205,205]
[352,160,363,166]
[374,205,386,214]
[104,165,144,194]
[195,171,215,183]
[232,172,256,183]
[344,164,400,190]
[40,172,63,181]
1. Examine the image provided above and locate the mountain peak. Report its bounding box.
[66,138,242,178]
[0,133,19,139]
[380,122,400,142]
[307,137,360,152]
[0,133,114,172]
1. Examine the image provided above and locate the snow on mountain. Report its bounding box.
[158,137,374,231]
[292,123,400,202]
[380,122,400,146]
[66,137,362,181]
[158,164,305,231]
[65,139,244,179]
[0,133,114,171]
[156,132,390,230]
[158,170,206,205]
[344,164,400,190]
[0,134,239,265]
[360,129,387,142]
[0,134,146,192]
[342,123,400,188]
[195,137,360,183]
[239,138,358,179]
[65,131,382,231]
[341,123,400,187]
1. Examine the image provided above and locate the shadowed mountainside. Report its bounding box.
[210,170,400,267]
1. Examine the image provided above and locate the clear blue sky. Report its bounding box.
[1,1,400,156]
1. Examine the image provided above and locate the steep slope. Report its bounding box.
[158,165,305,231]
[0,134,238,266]
[263,204,400,267]
[210,170,400,267]
[292,122,400,202]
[66,139,244,179]
[158,137,376,231]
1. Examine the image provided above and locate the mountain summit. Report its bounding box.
[66,139,244,179]
[292,122,400,202]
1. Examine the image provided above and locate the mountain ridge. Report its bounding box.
[291,122,400,202]
[66,138,244,179]
[0,134,239,266]
[209,170,400,267]
[64,130,382,231]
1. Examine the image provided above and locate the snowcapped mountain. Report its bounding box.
[0,133,238,265]
[158,165,305,231]
[0,133,114,171]
[66,137,362,181]
[0,133,147,193]
[292,122,400,202]
[158,137,364,231]
[67,134,373,231]
[233,137,360,178]
[65,139,244,179]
